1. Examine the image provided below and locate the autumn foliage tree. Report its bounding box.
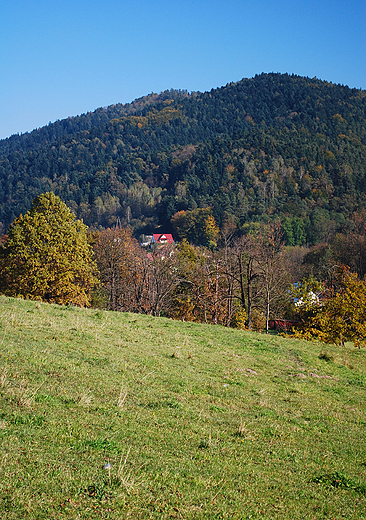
[94,228,181,316]
[171,208,219,249]
[93,226,141,311]
[0,192,98,306]
[141,245,182,316]
[294,267,366,347]
[330,210,366,279]
[169,239,241,326]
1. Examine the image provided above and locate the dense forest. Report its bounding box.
[0,73,365,245]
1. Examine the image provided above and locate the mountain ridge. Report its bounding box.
[0,88,192,155]
[0,73,365,242]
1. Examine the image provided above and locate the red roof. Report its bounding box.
[152,233,174,243]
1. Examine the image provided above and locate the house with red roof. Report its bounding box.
[140,233,174,249]
[152,233,174,245]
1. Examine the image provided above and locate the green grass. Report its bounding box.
[0,295,365,519]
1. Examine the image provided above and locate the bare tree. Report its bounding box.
[144,245,182,317]
[252,223,290,333]
[93,227,141,311]
[221,235,262,329]
[220,224,290,331]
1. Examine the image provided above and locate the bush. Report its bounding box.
[230,308,248,329]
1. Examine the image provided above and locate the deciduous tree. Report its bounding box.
[294,267,366,348]
[254,223,290,333]
[171,208,219,248]
[93,226,140,311]
[0,192,98,306]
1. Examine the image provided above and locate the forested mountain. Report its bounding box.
[1,73,365,244]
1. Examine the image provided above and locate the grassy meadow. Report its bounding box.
[0,295,365,519]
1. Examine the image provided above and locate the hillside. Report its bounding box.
[0,296,365,518]
[0,73,365,245]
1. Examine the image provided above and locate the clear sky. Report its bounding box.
[0,0,365,140]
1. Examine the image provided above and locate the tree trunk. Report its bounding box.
[247,259,253,330]
[213,263,219,325]
[238,253,246,311]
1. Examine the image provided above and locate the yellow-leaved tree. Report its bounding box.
[0,192,98,306]
[171,207,219,249]
[293,268,366,348]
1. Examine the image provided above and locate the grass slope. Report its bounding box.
[0,296,365,519]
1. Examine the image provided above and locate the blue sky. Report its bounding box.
[0,0,365,139]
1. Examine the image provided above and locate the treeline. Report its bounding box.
[92,224,290,331]
[2,193,366,344]
[0,74,365,245]
[91,209,366,332]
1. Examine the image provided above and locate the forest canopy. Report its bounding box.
[0,73,365,247]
